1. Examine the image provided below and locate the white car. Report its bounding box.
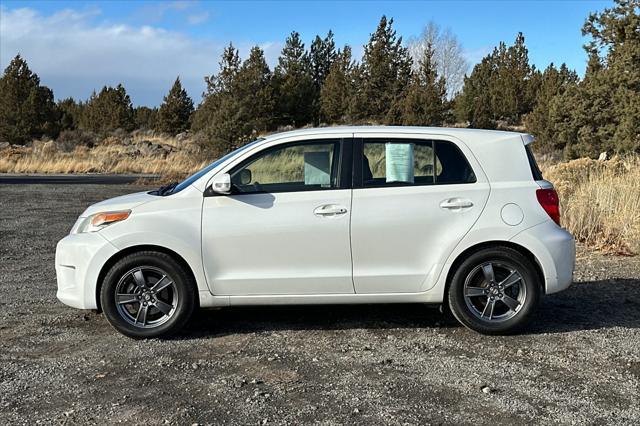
[56,127,575,338]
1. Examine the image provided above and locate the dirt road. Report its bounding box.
[1,184,639,424]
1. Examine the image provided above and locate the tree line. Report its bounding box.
[0,0,637,159]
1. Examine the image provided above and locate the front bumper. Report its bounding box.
[55,232,119,309]
[510,220,576,294]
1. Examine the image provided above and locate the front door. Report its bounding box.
[350,135,490,294]
[201,138,355,296]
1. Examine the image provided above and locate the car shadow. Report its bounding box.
[180,278,640,339]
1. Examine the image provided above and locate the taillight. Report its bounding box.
[536,188,560,226]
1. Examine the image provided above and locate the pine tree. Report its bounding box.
[320,46,354,124]
[273,31,315,126]
[134,106,158,130]
[455,33,537,127]
[235,46,276,139]
[398,42,447,126]
[350,16,413,123]
[546,0,639,158]
[310,31,337,92]
[191,43,240,140]
[310,31,337,123]
[80,84,135,133]
[0,55,59,144]
[57,97,83,131]
[192,44,275,155]
[455,57,495,128]
[156,77,194,135]
[524,63,579,151]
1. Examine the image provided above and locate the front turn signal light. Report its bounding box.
[90,211,131,227]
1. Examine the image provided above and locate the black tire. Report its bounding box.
[100,251,196,339]
[447,246,541,335]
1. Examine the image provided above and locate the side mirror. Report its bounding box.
[210,173,232,194]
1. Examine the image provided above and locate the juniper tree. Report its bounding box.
[273,31,315,127]
[234,46,276,140]
[192,44,275,154]
[191,43,244,154]
[397,42,447,126]
[455,33,538,127]
[454,56,495,128]
[320,46,354,124]
[134,106,158,130]
[0,55,59,144]
[350,16,413,123]
[310,31,337,123]
[545,0,639,158]
[80,84,135,134]
[524,63,579,151]
[57,97,83,131]
[156,77,194,135]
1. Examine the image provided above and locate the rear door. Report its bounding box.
[350,134,490,294]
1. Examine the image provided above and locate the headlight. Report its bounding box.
[72,210,131,234]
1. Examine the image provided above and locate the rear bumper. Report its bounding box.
[55,232,119,309]
[510,221,575,294]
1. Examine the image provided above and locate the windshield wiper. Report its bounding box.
[156,182,178,196]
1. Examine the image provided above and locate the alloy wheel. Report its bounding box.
[114,266,178,329]
[463,261,527,323]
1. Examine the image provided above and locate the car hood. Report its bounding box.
[82,191,157,217]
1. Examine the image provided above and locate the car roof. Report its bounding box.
[261,126,533,145]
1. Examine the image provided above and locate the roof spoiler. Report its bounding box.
[521,134,535,145]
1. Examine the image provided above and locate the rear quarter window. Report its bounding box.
[525,145,544,180]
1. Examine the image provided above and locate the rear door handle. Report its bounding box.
[440,198,474,209]
[314,204,348,217]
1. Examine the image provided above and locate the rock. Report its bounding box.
[0,141,10,150]
[598,152,608,161]
[176,132,190,142]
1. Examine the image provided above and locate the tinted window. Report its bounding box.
[434,140,476,184]
[361,139,475,187]
[230,140,340,194]
[525,145,544,180]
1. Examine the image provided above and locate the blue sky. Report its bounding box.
[0,0,610,106]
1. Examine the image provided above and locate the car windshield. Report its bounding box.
[163,138,264,195]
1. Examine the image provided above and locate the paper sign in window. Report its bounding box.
[386,143,414,183]
[304,151,331,185]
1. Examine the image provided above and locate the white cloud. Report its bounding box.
[187,12,209,25]
[0,6,278,106]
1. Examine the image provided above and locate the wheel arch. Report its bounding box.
[95,244,200,311]
[443,240,545,297]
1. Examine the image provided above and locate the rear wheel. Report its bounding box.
[447,247,541,335]
[100,251,196,338]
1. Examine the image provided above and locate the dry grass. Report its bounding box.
[542,155,640,255]
[0,132,208,179]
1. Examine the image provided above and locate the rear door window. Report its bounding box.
[360,139,476,187]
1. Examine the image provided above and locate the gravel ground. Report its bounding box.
[1,184,639,425]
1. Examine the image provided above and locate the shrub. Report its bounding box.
[56,130,97,152]
[543,155,640,254]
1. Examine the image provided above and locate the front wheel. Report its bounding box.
[447,247,541,335]
[100,251,196,338]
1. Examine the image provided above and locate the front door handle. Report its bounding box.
[440,198,474,210]
[314,204,348,217]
